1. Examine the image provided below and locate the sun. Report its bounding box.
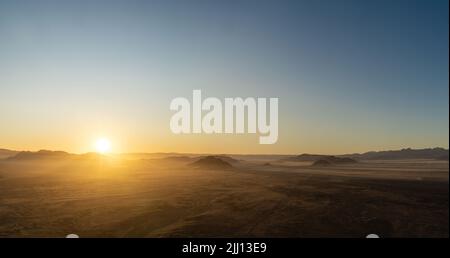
[95,138,111,154]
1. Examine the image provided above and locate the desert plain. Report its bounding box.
[0,152,448,238]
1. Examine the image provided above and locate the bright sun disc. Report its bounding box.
[95,138,111,154]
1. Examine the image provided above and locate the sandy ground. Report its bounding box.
[0,158,448,238]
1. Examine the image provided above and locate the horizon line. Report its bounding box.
[1,146,449,157]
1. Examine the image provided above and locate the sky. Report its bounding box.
[0,0,448,154]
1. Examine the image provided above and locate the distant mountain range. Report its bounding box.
[341,148,449,161]
[283,148,449,162]
[282,154,357,165]
[0,147,448,161]
[5,150,72,160]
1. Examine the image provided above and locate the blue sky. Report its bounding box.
[0,0,448,154]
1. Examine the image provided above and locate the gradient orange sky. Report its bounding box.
[0,0,448,154]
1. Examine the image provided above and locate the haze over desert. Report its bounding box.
[0,148,447,237]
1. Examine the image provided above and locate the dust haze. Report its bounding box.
[0,149,448,237]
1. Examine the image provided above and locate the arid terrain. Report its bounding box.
[0,150,448,238]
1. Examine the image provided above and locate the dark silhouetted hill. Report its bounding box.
[312,159,333,166]
[189,156,233,169]
[324,156,357,164]
[215,155,240,163]
[312,156,357,166]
